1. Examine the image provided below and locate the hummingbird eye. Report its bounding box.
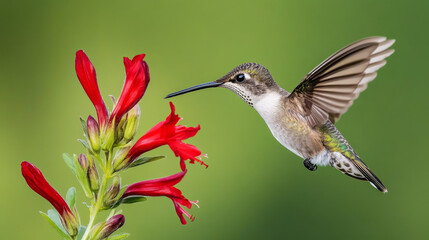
[235,73,245,82]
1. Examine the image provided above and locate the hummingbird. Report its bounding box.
[165,37,394,192]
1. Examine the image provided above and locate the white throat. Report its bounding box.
[253,91,283,123]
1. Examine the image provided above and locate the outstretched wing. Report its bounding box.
[288,37,395,126]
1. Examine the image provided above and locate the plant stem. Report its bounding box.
[81,152,112,240]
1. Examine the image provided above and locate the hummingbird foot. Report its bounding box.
[303,159,318,171]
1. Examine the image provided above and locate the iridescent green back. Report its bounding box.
[318,121,363,164]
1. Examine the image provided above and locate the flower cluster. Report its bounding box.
[21,51,207,240]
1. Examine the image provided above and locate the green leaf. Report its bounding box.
[78,139,92,152]
[40,210,71,240]
[66,187,76,209]
[121,196,147,204]
[128,156,165,168]
[76,226,86,240]
[80,117,88,138]
[108,233,130,240]
[63,153,77,175]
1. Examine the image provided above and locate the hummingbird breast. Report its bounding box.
[253,91,324,159]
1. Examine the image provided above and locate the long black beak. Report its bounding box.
[165,81,223,99]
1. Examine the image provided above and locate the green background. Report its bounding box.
[1,0,428,239]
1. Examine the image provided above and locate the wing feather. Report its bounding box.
[318,74,363,86]
[288,37,395,125]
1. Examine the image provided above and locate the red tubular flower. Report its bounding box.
[109,54,150,125]
[21,161,78,237]
[75,51,150,129]
[121,170,197,224]
[125,102,206,171]
[75,50,109,129]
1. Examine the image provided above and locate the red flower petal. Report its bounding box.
[75,50,108,128]
[123,170,186,199]
[121,170,196,225]
[110,54,150,125]
[172,198,195,225]
[127,102,205,170]
[168,141,207,170]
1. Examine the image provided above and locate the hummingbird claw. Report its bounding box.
[303,159,318,171]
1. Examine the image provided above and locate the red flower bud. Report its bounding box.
[97,214,125,239]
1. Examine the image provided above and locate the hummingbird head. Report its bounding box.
[165,63,279,107]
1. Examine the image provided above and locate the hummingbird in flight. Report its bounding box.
[166,37,394,192]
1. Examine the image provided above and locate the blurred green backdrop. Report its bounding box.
[1,0,428,239]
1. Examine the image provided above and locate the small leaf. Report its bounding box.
[121,196,147,204]
[47,210,66,231]
[40,210,70,240]
[108,233,130,240]
[80,117,88,138]
[66,187,76,209]
[76,226,86,240]
[63,153,77,175]
[128,156,165,168]
[78,139,92,153]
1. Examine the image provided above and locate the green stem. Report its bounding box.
[81,152,112,240]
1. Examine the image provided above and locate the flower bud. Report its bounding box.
[87,156,99,192]
[101,122,115,151]
[124,105,140,142]
[78,154,89,173]
[75,154,93,198]
[115,115,127,144]
[97,214,125,239]
[61,209,79,237]
[87,115,101,153]
[112,146,131,172]
[104,176,121,208]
